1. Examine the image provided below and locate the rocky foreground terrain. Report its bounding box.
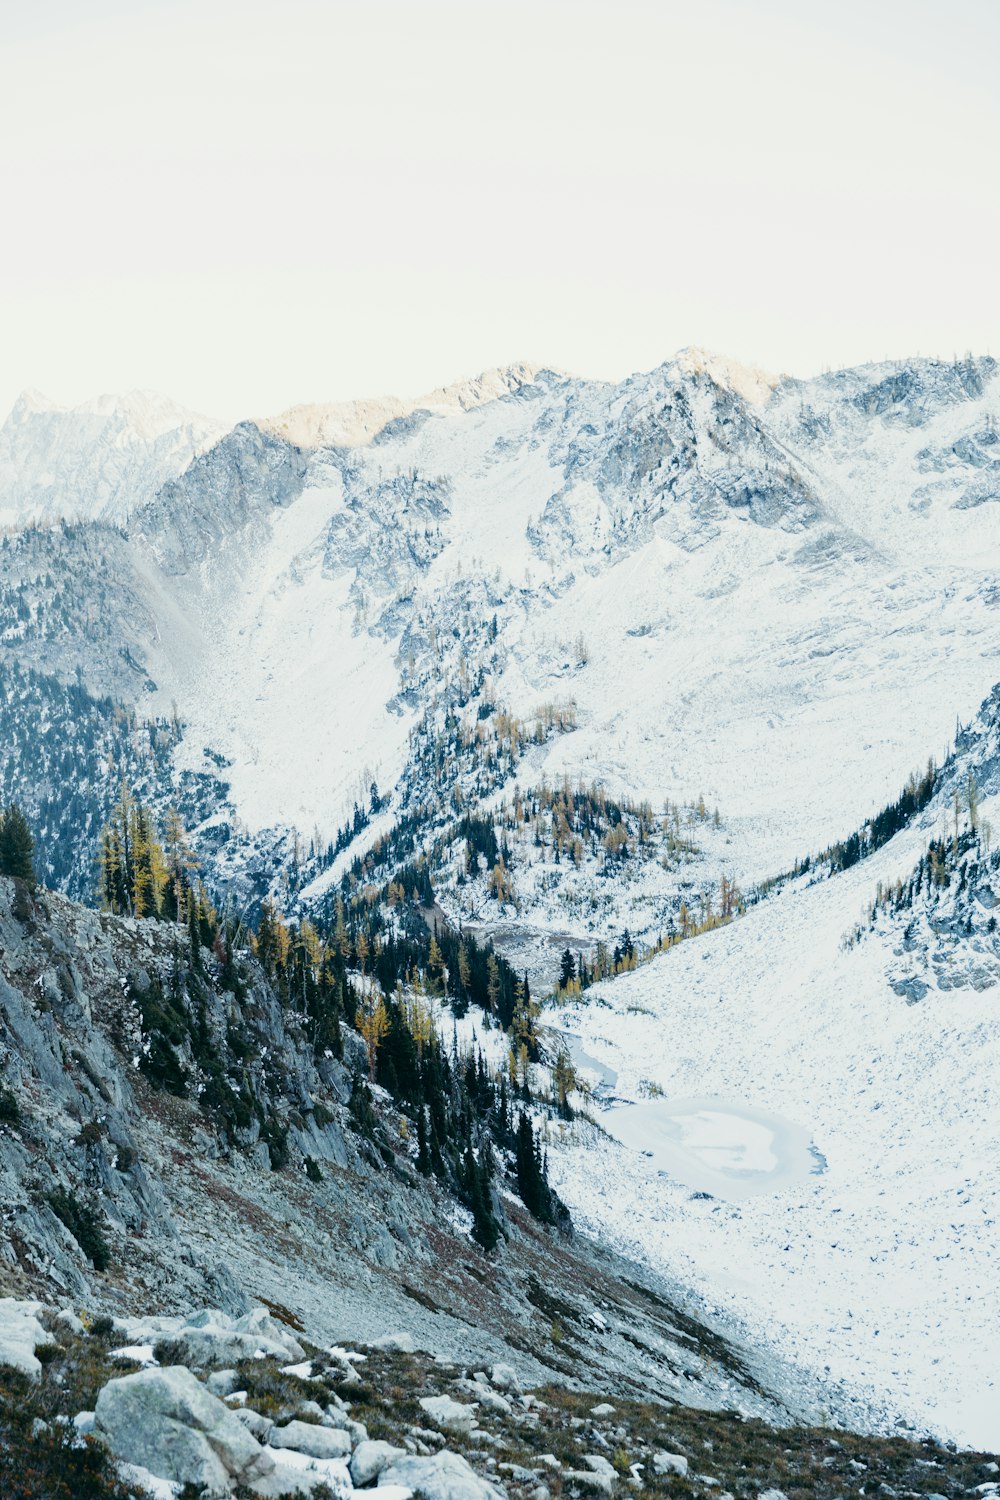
[1,1295,998,1500]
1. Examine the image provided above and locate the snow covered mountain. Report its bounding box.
[0,348,999,906]
[0,387,229,527]
[1,348,999,1452]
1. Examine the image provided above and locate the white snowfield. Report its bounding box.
[548,805,1000,1451]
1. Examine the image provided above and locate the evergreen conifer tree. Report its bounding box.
[0,802,36,890]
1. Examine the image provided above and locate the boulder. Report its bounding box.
[469,1385,511,1415]
[489,1362,521,1394]
[124,1307,306,1369]
[419,1394,479,1436]
[351,1439,409,1485]
[270,1420,352,1459]
[653,1452,689,1478]
[0,1298,49,1379]
[563,1471,615,1495]
[372,1331,416,1353]
[236,1408,276,1443]
[583,1456,617,1477]
[94,1365,275,1491]
[378,1450,504,1500]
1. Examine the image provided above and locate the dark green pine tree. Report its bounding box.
[0,802,36,890]
[464,1140,501,1252]
[515,1110,554,1224]
[416,1104,432,1176]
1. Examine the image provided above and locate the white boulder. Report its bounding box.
[0,1298,49,1379]
[94,1365,276,1492]
[379,1450,504,1500]
[270,1420,352,1459]
[351,1438,409,1485]
[419,1394,479,1436]
[653,1451,689,1478]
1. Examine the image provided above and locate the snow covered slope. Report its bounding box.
[547,738,1000,1450]
[1,348,1000,1449]
[0,387,229,526]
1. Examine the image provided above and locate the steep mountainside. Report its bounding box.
[0,873,807,1427]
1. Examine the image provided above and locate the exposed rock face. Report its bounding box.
[94,1365,276,1490]
[0,875,814,1425]
[0,387,228,527]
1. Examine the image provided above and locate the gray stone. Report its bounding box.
[583,1456,617,1477]
[489,1361,521,1393]
[563,1469,615,1495]
[235,1407,275,1443]
[351,1439,409,1485]
[270,1419,352,1459]
[378,1450,504,1500]
[94,1365,275,1491]
[653,1452,689,1478]
[0,1298,49,1379]
[419,1394,479,1436]
[206,1368,239,1397]
[372,1331,416,1353]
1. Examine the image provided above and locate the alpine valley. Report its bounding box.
[0,350,998,1500]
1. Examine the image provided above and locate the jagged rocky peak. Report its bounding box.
[0,385,229,528]
[671,345,783,407]
[256,361,552,450]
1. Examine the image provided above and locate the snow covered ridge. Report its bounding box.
[0,387,229,528]
[255,362,550,449]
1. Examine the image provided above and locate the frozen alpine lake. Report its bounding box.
[601,1096,822,1201]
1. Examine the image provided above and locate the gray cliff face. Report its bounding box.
[135,421,310,575]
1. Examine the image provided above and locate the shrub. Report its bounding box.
[46,1187,111,1272]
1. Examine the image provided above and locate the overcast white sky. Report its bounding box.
[1,0,998,420]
